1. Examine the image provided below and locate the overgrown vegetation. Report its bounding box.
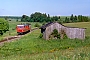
[49,29,60,39]
[49,29,67,39]
[60,29,68,39]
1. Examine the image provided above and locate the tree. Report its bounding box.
[21,15,26,22]
[74,15,77,20]
[47,14,51,22]
[25,16,29,22]
[21,15,29,22]
[70,14,74,22]
[65,17,70,23]
[78,15,82,22]
[51,16,59,22]
[5,16,8,20]
[30,12,48,22]
[58,16,60,19]
[78,15,89,22]
[74,15,77,22]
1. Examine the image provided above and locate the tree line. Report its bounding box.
[65,14,89,23]
[21,12,90,23]
[21,12,60,22]
[0,16,21,19]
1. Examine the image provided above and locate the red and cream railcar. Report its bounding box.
[16,24,31,34]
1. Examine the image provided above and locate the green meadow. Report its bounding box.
[0,21,90,60]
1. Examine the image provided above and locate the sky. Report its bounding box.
[0,0,90,16]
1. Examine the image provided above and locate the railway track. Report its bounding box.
[0,28,39,46]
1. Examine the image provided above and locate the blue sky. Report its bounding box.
[0,0,90,16]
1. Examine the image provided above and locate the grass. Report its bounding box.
[0,29,90,60]
[3,46,90,60]
[0,22,90,60]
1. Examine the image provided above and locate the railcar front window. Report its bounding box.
[18,26,24,28]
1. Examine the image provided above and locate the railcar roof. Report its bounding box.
[17,24,29,26]
[17,25,24,26]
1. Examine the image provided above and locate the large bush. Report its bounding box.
[0,18,9,35]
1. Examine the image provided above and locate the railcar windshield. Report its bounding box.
[17,26,24,28]
[17,25,24,28]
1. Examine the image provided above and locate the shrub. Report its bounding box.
[52,29,58,37]
[63,33,68,39]
[34,23,40,27]
[16,19,18,22]
[0,30,3,35]
[39,33,43,38]
[49,29,60,39]
[57,34,60,39]
[60,29,68,39]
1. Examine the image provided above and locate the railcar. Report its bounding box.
[16,24,31,34]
